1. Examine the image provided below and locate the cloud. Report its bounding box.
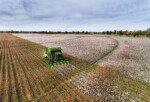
[0,0,150,31]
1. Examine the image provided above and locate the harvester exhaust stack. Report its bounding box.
[44,47,69,67]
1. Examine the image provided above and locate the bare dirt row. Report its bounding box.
[11,33,150,101]
[0,34,91,102]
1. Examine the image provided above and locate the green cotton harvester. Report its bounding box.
[44,47,69,67]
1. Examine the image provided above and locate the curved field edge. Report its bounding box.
[64,45,150,102]
[13,34,118,63]
[93,37,119,64]
[12,34,150,101]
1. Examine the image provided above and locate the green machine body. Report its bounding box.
[44,47,69,67]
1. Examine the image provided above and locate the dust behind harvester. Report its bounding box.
[44,47,69,67]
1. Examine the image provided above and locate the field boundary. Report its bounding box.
[12,33,150,101]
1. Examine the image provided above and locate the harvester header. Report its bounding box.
[44,47,69,67]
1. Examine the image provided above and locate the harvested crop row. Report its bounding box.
[0,34,91,102]
[11,47,32,101]
[25,51,90,101]
[16,45,72,101]
[0,39,7,102]
[13,37,91,101]
[17,42,89,101]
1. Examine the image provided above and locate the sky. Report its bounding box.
[0,0,150,31]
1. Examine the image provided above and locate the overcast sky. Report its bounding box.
[0,0,150,31]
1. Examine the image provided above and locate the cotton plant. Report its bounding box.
[99,36,150,83]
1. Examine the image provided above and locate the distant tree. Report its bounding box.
[147,28,150,31]
[142,31,147,36]
[10,30,14,33]
[146,31,150,37]
[85,31,89,34]
[81,31,85,34]
[118,30,123,35]
[105,31,111,35]
[102,31,105,34]
[123,30,128,35]
[65,31,68,34]
[76,31,80,34]
[126,31,132,36]
[72,31,75,34]
[131,31,142,37]
[109,31,112,34]
[136,30,142,36]
[113,30,117,34]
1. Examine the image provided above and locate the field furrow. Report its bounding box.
[0,34,92,102]
[16,47,51,101]
[2,33,149,101]
[14,48,41,100]
[0,42,6,102]
[11,47,32,101]
[18,42,91,101]
[7,47,14,102]
[0,41,4,101]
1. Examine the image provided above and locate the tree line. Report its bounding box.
[0,28,150,37]
[102,30,150,37]
[0,31,91,34]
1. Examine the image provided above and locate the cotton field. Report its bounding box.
[13,33,150,101]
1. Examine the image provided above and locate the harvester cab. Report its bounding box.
[44,47,69,67]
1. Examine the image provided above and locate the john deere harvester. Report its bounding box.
[44,47,69,67]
